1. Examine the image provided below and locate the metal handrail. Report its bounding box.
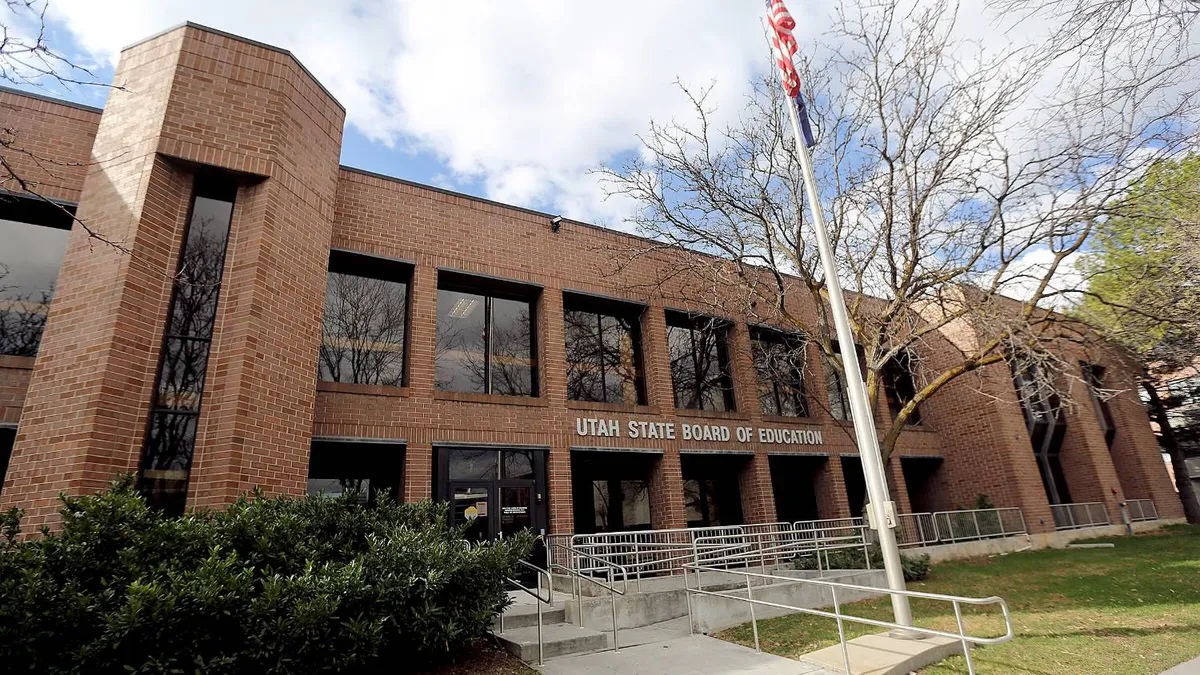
[500,559,552,666]
[682,562,1013,675]
[545,540,629,651]
[694,528,872,576]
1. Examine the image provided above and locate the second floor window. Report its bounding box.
[751,327,808,417]
[0,200,72,358]
[563,294,646,405]
[666,311,735,412]
[318,251,411,387]
[435,272,538,397]
[883,350,922,425]
[1082,363,1116,447]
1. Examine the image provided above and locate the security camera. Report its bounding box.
[550,216,563,232]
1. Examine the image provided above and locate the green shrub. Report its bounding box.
[793,544,931,582]
[0,477,533,674]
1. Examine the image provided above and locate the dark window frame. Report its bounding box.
[665,310,736,412]
[562,292,647,405]
[318,249,413,387]
[823,341,863,422]
[0,194,74,358]
[436,271,540,397]
[1081,362,1117,448]
[882,350,923,425]
[137,175,239,516]
[749,326,810,418]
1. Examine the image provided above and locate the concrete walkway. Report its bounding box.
[1162,656,1200,674]
[535,634,840,675]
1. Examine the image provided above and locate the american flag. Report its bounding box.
[766,0,816,147]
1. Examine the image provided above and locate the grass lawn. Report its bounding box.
[716,525,1200,674]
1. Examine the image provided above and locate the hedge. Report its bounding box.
[0,478,533,674]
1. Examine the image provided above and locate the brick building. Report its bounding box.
[0,24,1184,537]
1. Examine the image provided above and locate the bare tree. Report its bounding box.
[597,0,1196,461]
[0,0,123,250]
[319,272,407,387]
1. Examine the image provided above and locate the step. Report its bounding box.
[493,602,567,630]
[495,622,611,662]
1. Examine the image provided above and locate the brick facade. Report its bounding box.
[0,23,1184,534]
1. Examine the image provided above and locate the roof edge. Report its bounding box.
[0,83,103,114]
[121,21,345,112]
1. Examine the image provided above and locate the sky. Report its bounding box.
[9,0,800,228]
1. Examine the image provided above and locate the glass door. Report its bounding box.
[451,484,492,542]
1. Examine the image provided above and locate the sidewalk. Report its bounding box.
[535,634,839,675]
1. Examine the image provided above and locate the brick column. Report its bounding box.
[739,453,776,524]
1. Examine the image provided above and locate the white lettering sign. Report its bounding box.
[573,417,823,446]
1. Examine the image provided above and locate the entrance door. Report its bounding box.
[440,447,547,540]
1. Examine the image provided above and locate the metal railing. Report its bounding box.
[891,512,940,547]
[682,557,1014,675]
[1050,502,1111,530]
[933,508,1027,543]
[691,525,872,577]
[500,559,552,665]
[564,522,818,585]
[1127,499,1159,522]
[545,538,629,651]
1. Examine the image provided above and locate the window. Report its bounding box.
[883,350,922,425]
[0,200,72,357]
[0,426,14,496]
[1011,359,1070,504]
[307,440,403,505]
[592,479,651,531]
[563,294,646,405]
[318,251,411,387]
[750,327,808,417]
[435,272,538,396]
[1082,363,1116,448]
[138,176,238,515]
[666,312,735,411]
[823,343,853,421]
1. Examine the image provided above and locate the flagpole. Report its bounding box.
[781,95,916,629]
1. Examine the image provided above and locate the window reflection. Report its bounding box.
[139,182,237,516]
[435,278,536,396]
[564,302,645,405]
[666,312,734,411]
[318,253,409,387]
[0,218,69,357]
[751,328,808,417]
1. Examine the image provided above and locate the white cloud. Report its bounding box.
[42,0,778,224]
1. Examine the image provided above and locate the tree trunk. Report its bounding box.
[1141,378,1200,524]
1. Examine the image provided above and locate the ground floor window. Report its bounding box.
[307,439,403,505]
[841,456,867,517]
[769,454,824,522]
[681,454,746,528]
[436,446,547,541]
[900,456,944,514]
[571,450,655,534]
[0,426,14,495]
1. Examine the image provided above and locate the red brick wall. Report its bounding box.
[0,23,1183,537]
[0,88,100,203]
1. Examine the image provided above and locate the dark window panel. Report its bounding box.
[0,218,70,357]
[666,313,734,412]
[435,289,488,393]
[563,302,645,405]
[435,279,538,397]
[448,448,498,481]
[139,178,237,515]
[501,450,535,479]
[155,336,210,411]
[318,270,407,386]
[751,329,809,418]
[491,297,534,396]
[1082,363,1117,448]
[307,441,403,505]
[883,351,922,425]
